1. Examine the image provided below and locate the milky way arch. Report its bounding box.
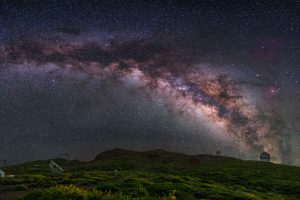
[0,37,290,163]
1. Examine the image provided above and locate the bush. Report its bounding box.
[96,183,119,193]
[15,184,28,191]
[124,183,149,197]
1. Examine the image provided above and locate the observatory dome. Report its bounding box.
[260,152,271,161]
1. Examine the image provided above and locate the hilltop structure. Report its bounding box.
[49,160,64,175]
[260,152,271,162]
[0,169,5,177]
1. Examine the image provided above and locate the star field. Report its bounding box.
[0,0,299,165]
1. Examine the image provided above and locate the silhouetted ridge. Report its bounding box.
[5,148,242,174]
[93,148,240,171]
[95,148,139,160]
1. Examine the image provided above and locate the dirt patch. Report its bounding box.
[0,190,34,200]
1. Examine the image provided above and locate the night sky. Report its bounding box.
[0,0,300,165]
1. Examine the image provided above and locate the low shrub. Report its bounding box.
[21,185,176,200]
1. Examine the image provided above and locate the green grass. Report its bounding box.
[1,148,300,199]
[21,185,176,200]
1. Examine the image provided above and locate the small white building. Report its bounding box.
[0,169,5,177]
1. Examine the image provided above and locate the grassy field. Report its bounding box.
[1,148,300,200]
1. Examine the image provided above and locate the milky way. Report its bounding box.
[0,36,295,164]
[0,1,299,165]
